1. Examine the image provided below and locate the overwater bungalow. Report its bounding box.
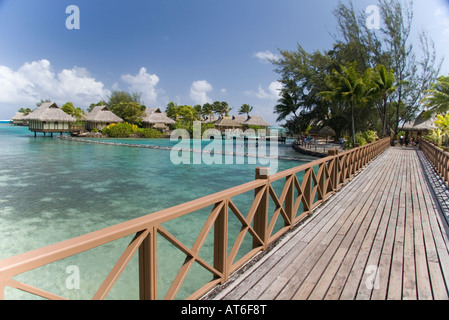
[213,116,243,132]
[202,114,218,124]
[85,106,123,131]
[11,112,27,126]
[24,102,76,136]
[142,108,176,131]
[232,115,246,125]
[243,115,271,128]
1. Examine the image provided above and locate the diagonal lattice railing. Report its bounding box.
[0,138,390,300]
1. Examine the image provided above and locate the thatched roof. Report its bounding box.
[403,111,436,131]
[202,115,218,124]
[143,108,176,125]
[232,115,247,124]
[214,116,242,127]
[243,115,271,127]
[308,126,321,135]
[12,112,26,120]
[85,106,123,123]
[319,126,336,137]
[24,102,76,122]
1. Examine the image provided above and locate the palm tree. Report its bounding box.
[18,107,32,116]
[166,102,181,120]
[221,102,232,117]
[213,101,232,117]
[422,75,449,115]
[320,62,369,147]
[274,90,301,122]
[370,65,396,137]
[61,102,85,120]
[212,101,224,117]
[202,103,214,122]
[434,113,449,147]
[239,104,253,117]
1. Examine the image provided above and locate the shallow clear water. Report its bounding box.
[0,124,314,300]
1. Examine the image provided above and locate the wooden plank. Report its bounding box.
[325,149,400,300]
[288,151,392,299]
[257,162,380,300]
[346,149,402,300]
[309,152,395,300]
[402,150,417,300]
[219,166,365,300]
[206,147,449,301]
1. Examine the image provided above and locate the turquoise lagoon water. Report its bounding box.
[0,124,314,300]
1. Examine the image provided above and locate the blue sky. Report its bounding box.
[0,0,448,124]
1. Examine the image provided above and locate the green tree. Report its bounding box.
[166,102,181,120]
[108,91,145,125]
[202,103,214,121]
[320,62,371,147]
[61,102,85,120]
[108,91,141,107]
[238,104,253,117]
[422,75,449,115]
[112,102,145,126]
[18,107,32,116]
[88,100,108,112]
[212,101,232,117]
[370,65,396,137]
[434,113,449,147]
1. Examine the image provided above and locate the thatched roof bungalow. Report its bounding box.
[214,116,242,132]
[232,115,246,125]
[85,106,123,131]
[24,102,76,136]
[402,111,436,139]
[202,115,218,124]
[243,115,271,128]
[142,108,176,131]
[11,112,27,126]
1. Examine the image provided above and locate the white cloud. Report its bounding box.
[435,7,447,17]
[254,50,281,63]
[0,59,110,110]
[121,67,160,105]
[190,80,213,105]
[246,81,283,100]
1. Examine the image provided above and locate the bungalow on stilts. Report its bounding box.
[24,102,76,137]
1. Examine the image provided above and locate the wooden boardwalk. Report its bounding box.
[204,147,449,300]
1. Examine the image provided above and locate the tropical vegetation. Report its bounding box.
[272,0,441,148]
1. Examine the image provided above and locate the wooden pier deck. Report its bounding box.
[205,147,449,300]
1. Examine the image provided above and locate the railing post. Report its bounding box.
[285,174,295,228]
[254,167,269,249]
[214,201,228,284]
[139,226,157,300]
[328,149,338,193]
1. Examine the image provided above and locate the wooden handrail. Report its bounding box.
[0,138,390,300]
[419,139,449,187]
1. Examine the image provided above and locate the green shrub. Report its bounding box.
[355,132,367,146]
[102,122,133,138]
[135,128,163,138]
[363,130,378,143]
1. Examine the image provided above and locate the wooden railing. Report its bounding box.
[420,139,449,187]
[0,138,390,300]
